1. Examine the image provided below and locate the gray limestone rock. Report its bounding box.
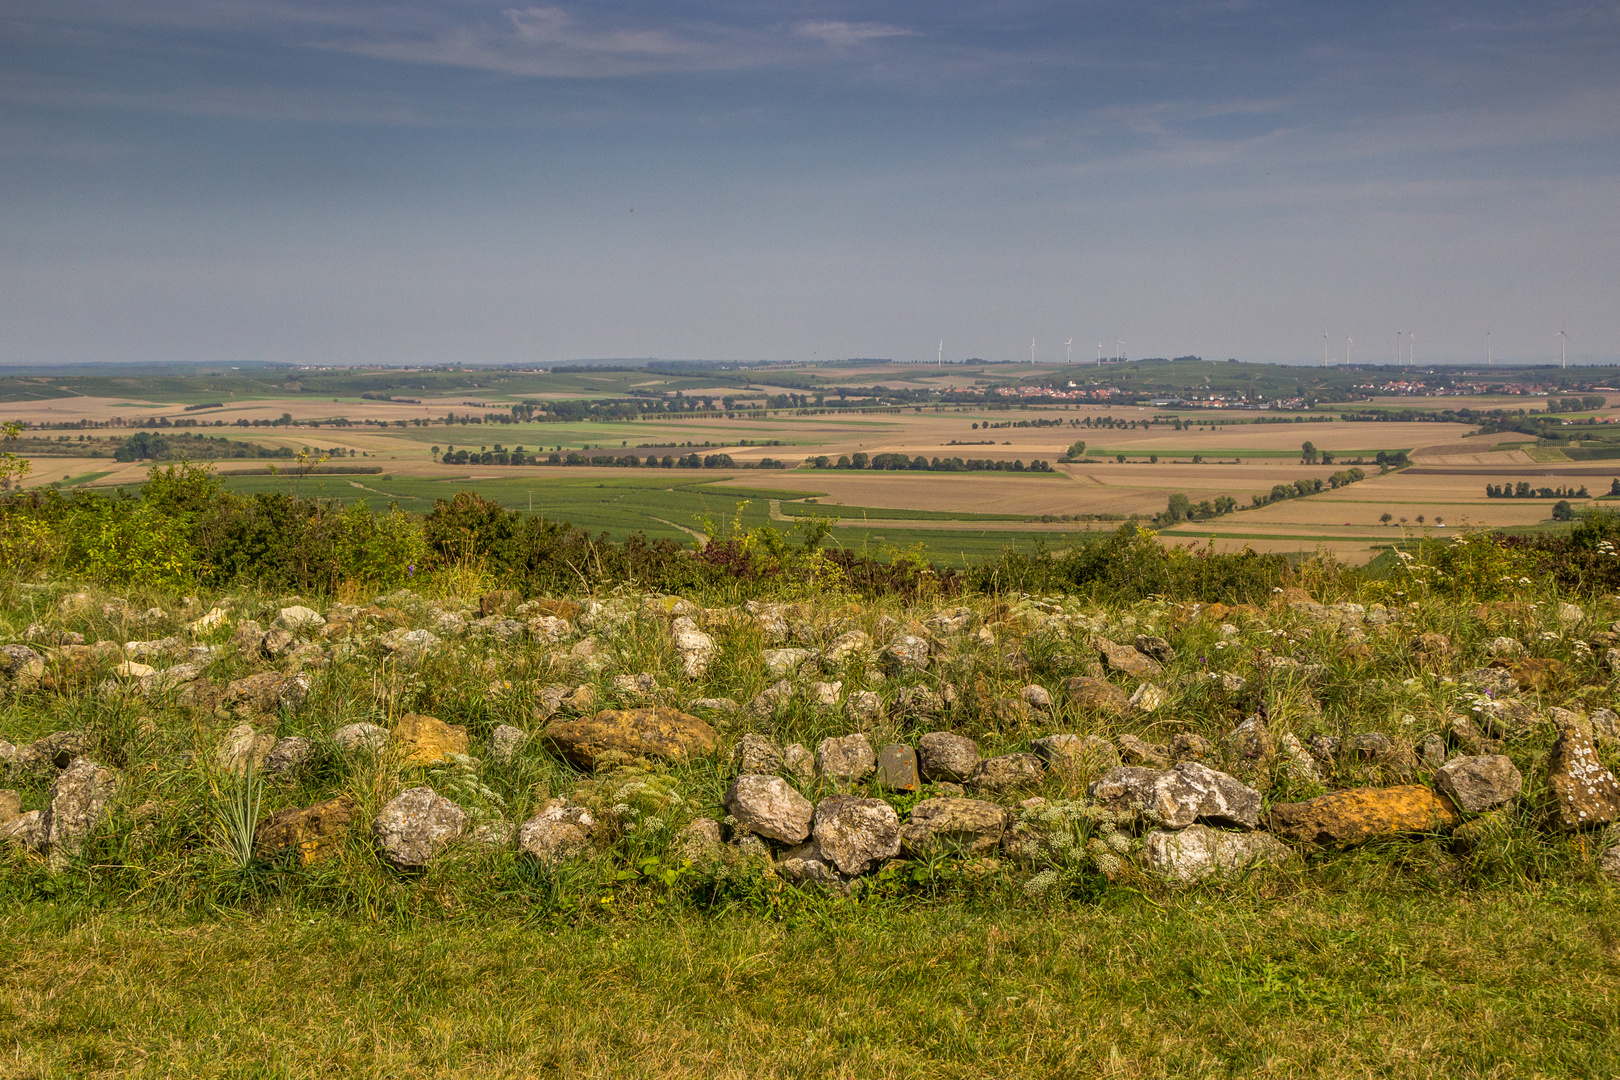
[516,798,597,864]
[816,733,876,784]
[332,722,388,754]
[899,797,1009,856]
[40,757,120,862]
[734,733,782,775]
[811,795,901,876]
[489,724,529,765]
[264,736,313,778]
[724,775,814,843]
[1142,824,1291,883]
[917,731,980,783]
[373,787,467,869]
[1434,754,1523,813]
[966,752,1045,794]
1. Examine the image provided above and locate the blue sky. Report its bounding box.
[3,1,1617,367]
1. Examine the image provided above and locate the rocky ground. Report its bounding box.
[4,583,1620,898]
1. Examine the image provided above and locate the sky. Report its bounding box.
[3,1,1618,368]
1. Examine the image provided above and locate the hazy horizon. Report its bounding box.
[4,1,1617,368]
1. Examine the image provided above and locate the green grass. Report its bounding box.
[5,886,1620,1078]
[1082,449,1405,460]
[777,501,1028,523]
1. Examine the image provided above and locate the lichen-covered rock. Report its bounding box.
[379,628,441,659]
[1089,762,1260,829]
[1031,733,1118,775]
[917,731,980,783]
[885,634,930,671]
[40,757,120,861]
[808,680,843,708]
[1545,711,1620,831]
[1434,754,1522,813]
[673,817,724,864]
[747,679,793,717]
[332,722,388,754]
[734,733,782,775]
[1134,635,1176,664]
[782,743,815,782]
[1268,786,1461,846]
[0,810,44,849]
[811,795,901,876]
[816,733,876,784]
[725,775,814,843]
[0,644,46,682]
[216,723,277,774]
[274,606,325,632]
[1142,824,1291,883]
[544,707,719,769]
[255,796,356,863]
[1020,684,1053,710]
[264,736,313,778]
[967,752,1045,794]
[517,799,596,864]
[393,712,470,767]
[1096,638,1162,678]
[373,787,467,869]
[1129,683,1168,713]
[1063,676,1130,715]
[763,648,814,678]
[489,724,529,765]
[1117,733,1171,769]
[899,797,1009,856]
[823,630,874,664]
[223,671,310,715]
[672,616,715,678]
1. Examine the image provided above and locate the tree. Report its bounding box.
[1301,441,1318,464]
[1064,440,1086,459]
[1380,512,1393,525]
[0,422,30,491]
[1162,493,1192,524]
[1416,515,1426,524]
[1552,500,1575,521]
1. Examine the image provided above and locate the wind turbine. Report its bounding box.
[1324,331,1329,368]
[1114,338,1125,362]
[1557,324,1571,369]
[1486,330,1491,367]
[1395,330,1403,364]
[1065,338,1073,364]
[1408,331,1416,366]
[1096,342,1103,365]
[1345,336,1353,364]
[937,340,943,368]
[1031,338,1036,364]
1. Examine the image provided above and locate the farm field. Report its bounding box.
[13,364,1620,564]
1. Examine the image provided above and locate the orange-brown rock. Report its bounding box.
[530,599,583,622]
[544,707,719,769]
[1268,786,1461,847]
[394,712,470,766]
[254,796,357,863]
[1062,676,1130,716]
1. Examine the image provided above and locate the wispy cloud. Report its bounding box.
[792,20,917,48]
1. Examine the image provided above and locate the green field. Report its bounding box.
[209,473,1052,563]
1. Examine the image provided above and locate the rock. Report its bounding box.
[763,648,814,678]
[782,743,815,782]
[544,707,720,769]
[1594,708,1620,743]
[1417,733,1449,769]
[1089,762,1261,829]
[516,798,597,864]
[566,637,609,671]
[1032,733,1118,775]
[1142,824,1291,884]
[1545,711,1620,831]
[1268,786,1462,846]
[332,722,388,754]
[895,685,945,719]
[479,724,526,765]
[824,630,874,664]
[808,680,843,708]
[528,615,572,644]
[1063,676,1130,715]
[0,810,44,848]
[1277,733,1323,784]
[885,634,930,671]
[0,644,46,682]
[264,737,313,778]
[876,744,919,791]
[967,752,1045,794]
[378,628,441,658]
[1129,682,1168,713]
[14,731,85,774]
[672,616,715,678]
[816,734,876,784]
[900,797,1010,856]
[260,627,298,659]
[746,679,793,717]
[1096,638,1162,678]
[222,671,310,715]
[1433,754,1522,812]
[1170,733,1216,763]
[273,606,325,632]
[673,817,724,863]
[1132,634,1174,665]
[1020,684,1053,710]
[1558,602,1584,625]
[1117,733,1171,769]
[394,713,470,767]
[255,796,356,863]
[0,789,18,823]
[779,849,845,889]
[39,757,120,859]
[734,733,782,774]
[113,660,157,683]
[1412,632,1454,662]
[216,724,277,773]
[811,795,901,876]
[1222,715,1275,780]
[150,662,205,693]
[689,696,740,715]
[917,731,980,783]
[373,787,467,869]
[724,775,814,843]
